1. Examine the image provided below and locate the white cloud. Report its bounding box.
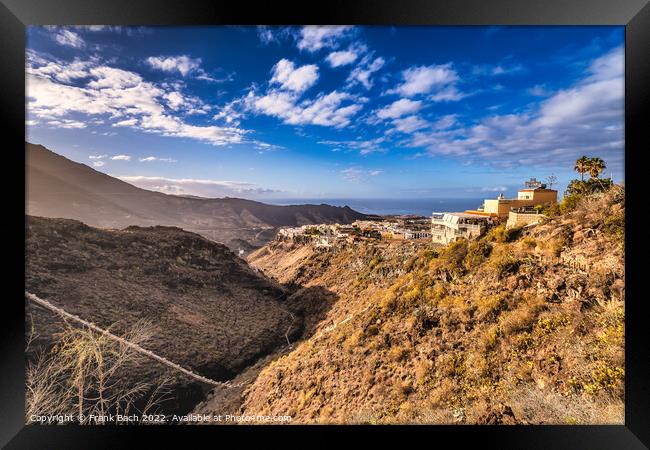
[45,119,86,129]
[146,55,201,77]
[388,64,459,97]
[429,86,466,102]
[257,26,275,44]
[26,53,250,146]
[92,161,105,167]
[72,25,124,33]
[402,46,624,171]
[111,154,131,161]
[257,26,292,45]
[249,89,364,128]
[392,115,429,133]
[473,63,524,77]
[53,29,85,48]
[340,167,382,182]
[481,186,508,192]
[340,167,364,182]
[432,114,458,130]
[146,55,221,82]
[270,59,319,93]
[115,175,278,198]
[528,84,550,97]
[297,26,355,52]
[164,92,184,110]
[113,118,138,127]
[326,46,362,67]
[27,56,93,83]
[347,56,385,90]
[376,99,422,119]
[319,137,386,155]
[88,154,108,159]
[139,156,177,162]
[87,66,144,89]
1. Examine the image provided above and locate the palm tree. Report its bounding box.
[587,157,606,179]
[574,156,590,181]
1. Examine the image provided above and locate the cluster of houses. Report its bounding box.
[277,216,433,248]
[430,178,558,245]
[276,178,558,249]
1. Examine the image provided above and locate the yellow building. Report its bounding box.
[471,179,558,219]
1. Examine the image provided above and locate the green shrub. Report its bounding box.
[421,249,439,260]
[304,226,321,236]
[604,212,624,242]
[541,202,561,217]
[486,225,521,243]
[560,193,582,214]
[464,241,492,270]
[488,246,520,278]
[440,238,468,274]
[475,294,507,321]
[521,237,537,249]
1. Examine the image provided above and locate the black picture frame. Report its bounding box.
[1,0,648,447]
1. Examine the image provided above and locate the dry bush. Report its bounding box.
[500,296,547,336]
[486,245,521,278]
[26,320,171,424]
[464,241,492,270]
[506,384,623,424]
[475,294,507,322]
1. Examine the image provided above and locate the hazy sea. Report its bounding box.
[268,198,486,217]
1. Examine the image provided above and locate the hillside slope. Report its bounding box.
[26,216,306,412]
[209,186,625,424]
[26,143,368,250]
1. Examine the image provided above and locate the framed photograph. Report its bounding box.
[1,0,648,447]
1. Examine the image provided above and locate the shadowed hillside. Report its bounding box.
[26,216,340,416]
[25,143,368,250]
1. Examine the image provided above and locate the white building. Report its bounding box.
[430,212,492,245]
[404,230,433,240]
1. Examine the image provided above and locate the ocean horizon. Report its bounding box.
[267,198,486,217]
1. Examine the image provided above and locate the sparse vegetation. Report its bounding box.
[26,321,171,424]
[238,182,624,425]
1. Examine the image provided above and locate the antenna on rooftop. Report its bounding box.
[524,177,543,189]
[546,174,557,189]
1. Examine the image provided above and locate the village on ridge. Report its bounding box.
[277,178,558,248]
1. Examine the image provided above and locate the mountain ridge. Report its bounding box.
[25,142,369,250]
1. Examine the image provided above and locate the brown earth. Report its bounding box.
[25,216,338,414]
[197,186,625,424]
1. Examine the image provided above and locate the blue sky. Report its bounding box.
[26,25,624,199]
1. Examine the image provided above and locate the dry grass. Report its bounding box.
[26,320,172,424]
[239,186,625,425]
[506,384,623,424]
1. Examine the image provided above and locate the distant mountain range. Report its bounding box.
[25,142,368,250]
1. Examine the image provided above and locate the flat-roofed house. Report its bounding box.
[405,230,433,240]
[430,212,492,245]
[477,179,558,219]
